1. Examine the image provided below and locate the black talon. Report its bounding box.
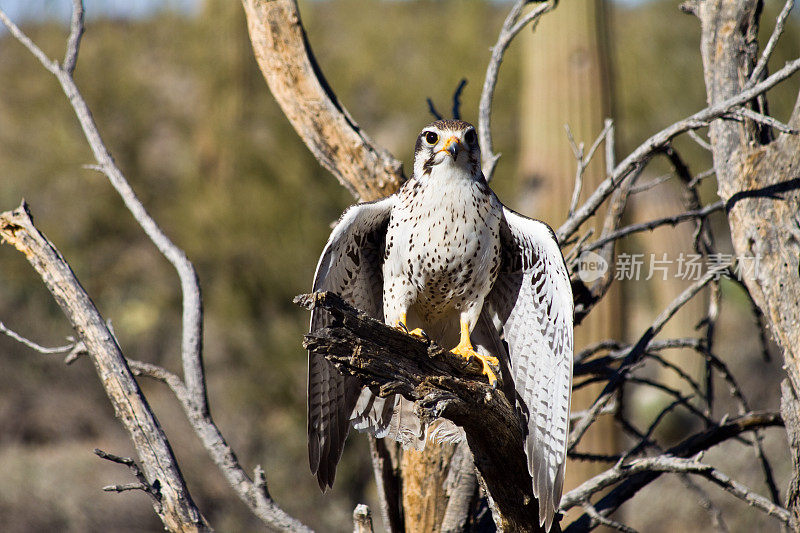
[419,329,431,345]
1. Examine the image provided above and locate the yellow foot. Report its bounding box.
[452,342,499,388]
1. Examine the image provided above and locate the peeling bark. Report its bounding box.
[697,0,800,524]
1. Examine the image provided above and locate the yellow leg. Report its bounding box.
[395,313,428,341]
[451,319,499,387]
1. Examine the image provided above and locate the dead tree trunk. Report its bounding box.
[695,0,800,528]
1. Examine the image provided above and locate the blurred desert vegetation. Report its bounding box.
[0,0,798,531]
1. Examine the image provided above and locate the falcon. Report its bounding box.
[307,119,573,530]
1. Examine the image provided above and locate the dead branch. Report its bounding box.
[241,0,404,202]
[556,55,800,243]
[747,0,795,88]
[569,263,730,451]
[0,2,314,529]
[295,291,546,533]
[95,448,163,503]
[0,203,210,533]
[0,321,76,355]
[353,504,374,533]
[563,455,789,525]
[582,200,724,252]
[563,411,785,531]
[0,1,207,413]
[479,0,556,180]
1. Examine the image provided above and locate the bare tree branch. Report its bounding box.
[1,2,209,415]
[563,412,785,531]
[582,200,724,252]
[569,263,730,450]
[0,9,59,74]
[0,321,76,355]
[62,0,84,75]
[479,0,556,181]
[728,106,798,134]
[747,0,795,87]
[451,78,468,120]
[557,55,800,242]
[127,360,314,532]
[241,0,404,201]
[0,5,317,529]
[563,455,789,525]
[0,203,211,532]
[95,448,163,503]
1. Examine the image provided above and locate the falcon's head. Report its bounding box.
[413,119,482,181]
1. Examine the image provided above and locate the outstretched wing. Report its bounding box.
[485,205,573,531]
[308,196,395,490]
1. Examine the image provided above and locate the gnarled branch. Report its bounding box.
[295,291,548,533]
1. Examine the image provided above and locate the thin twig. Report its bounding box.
[0,9,59,73]
[686,168,716,189]
[627,173,673,195]
[557,56,800,242]
[583,200,724,252]
[94,448,162,503]
[451,78,467,120]
[479,0,555,180]
[688,129,713,151]
[728,106,799,134]
[0,321,75,354]
[427,98,443,120]
[63,0,84,75]
[748,0,795,87]
[567,127,586,217]
[581,499,638,533]
[679,474,731,533]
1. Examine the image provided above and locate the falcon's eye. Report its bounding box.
[464,130,477,145]
[424,131,439,145]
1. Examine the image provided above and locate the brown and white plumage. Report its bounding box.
[307,120,573,530]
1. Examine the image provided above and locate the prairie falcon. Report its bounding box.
[307,119,573,530]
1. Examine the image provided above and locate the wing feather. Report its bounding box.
[486,206,573,531]
[308,196,395,490]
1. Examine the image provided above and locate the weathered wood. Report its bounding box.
[368,437,404,533]
[295,291,552,532]
[697,1,800,525]
[241,0,405,202]
[0,202,211,533]
[353,504,374,533]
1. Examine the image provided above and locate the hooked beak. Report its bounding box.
[442,136,463,157]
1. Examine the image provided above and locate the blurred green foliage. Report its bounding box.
[0,0,797,531]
